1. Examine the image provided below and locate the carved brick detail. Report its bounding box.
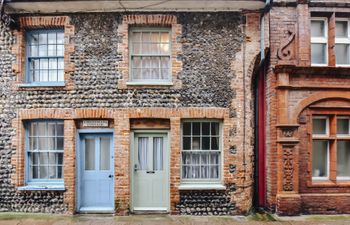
[277,28,296,61]
[282,146,294,191]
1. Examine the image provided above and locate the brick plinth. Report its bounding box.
[276,193,301,216]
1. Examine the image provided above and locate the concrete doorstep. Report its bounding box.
[0,213,350,225]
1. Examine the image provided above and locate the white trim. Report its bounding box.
[335,19,350,66]
[312,140,330,181]
[312,116,329,138]
[311,17,328,66]
[178,183,226,190]
[133,207,168,211]
[126,81,173,86]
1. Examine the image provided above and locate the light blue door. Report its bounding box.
[78,133,114,213]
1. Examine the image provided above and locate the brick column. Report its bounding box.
[169,117,181,213]
[276,71,301,215]
[63,119,76,214]
[297,2,311,66]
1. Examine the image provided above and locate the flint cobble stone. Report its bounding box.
[0,12,243,213]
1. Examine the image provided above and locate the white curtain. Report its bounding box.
[138,137,148,170]
[153,137,163,171]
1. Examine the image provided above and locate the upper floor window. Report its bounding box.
[181,121,222,183]
[26,121,64,185]
[129,28,171,83]
[311,18,328,66]
[26,30,64,84]
[335,19,350,66]
[312,116,350,181]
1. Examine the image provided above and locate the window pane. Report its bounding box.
[132,57,141,68]
[29,33,39,45]
[58,58,64,70]
[211,123,219,135]
[311,43,327,64]
[47,122,56,136]
[132,68,142,80]
[202,122,210,135]
[183,122,191,135]
[57,45,64,56]
[30,137,37,150]
[312,140,328,178]
[39,166,48,179]
[335,44,349,65]
[48,45,56,56]
[160,32,170,42]
[48,137,55,150]
[57,123,64,136]
[49,166,57,179]
[48,33,56,44]
[182,152,191,165]
[57,153,63,165]
[39,45,47,57]
[57,70,64,81]
[183,137,191,150]
[132,32,141,42]
[138,137,148,170]
[153,137,163,171]
[313,118,328,135]
[210,165,219,179]
[57,32,64,44]
[192,137,200,150]
[202,137,210,150]
[57,166,63,178]
[311,20,325,37]
[30,45,38,57]
[151,32,159,42]
[337,118,349,135]
[38,33,47,45]
[337,141,350,177]
[336,21,348,38]
[31,166,38,179]
[132,43,141,54]
[211,137,219,150]
[39,152,49,165]
[85,138,95,170]
[100,137,110,171]
[159,44,170,54]
[193,123,200,135]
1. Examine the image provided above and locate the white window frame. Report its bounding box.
[335,18,350,67]
[25,120,64,186]
[336,116,350,180]
[311,18,328,66]
[312,116,330,138]
[312,140,330,181]
[336,116,350,137]
[128,27,172,85]
[180,120,223,185]
[312,116,330,181]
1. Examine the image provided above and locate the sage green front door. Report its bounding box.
[132,133,169,211]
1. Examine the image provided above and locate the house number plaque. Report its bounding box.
[82,120,109,128]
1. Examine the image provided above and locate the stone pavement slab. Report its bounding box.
[0,214,350,225]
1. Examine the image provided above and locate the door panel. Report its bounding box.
[79,134,114,212]
[133,133,169,211]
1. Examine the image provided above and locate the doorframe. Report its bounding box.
[75,128,115,213]
[130,129,171,213]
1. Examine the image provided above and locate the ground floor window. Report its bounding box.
[181,121,222,182]
[312,115,350,181]
[26,120,64,184]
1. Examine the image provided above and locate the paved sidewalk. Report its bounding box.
[1,213,350,225]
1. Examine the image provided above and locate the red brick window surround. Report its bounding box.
[117,15,183,89]
[12,16,75,90]
[309,110,350,186]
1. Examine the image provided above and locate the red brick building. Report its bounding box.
[264,0,350,215]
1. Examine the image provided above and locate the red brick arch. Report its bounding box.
[291,91,350,124]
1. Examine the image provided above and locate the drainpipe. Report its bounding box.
[254,0,271,209]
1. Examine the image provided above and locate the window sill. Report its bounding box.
[18,184,65,191]
[18,82,65,88]
[126,81,173,86]
[178,183,226,190]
